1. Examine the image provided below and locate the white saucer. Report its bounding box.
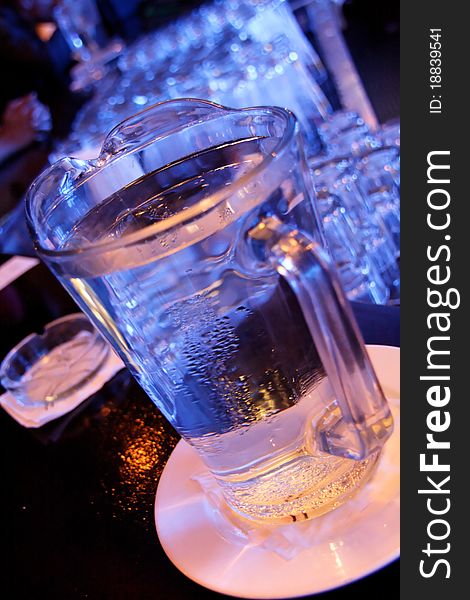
[155,345,400,598]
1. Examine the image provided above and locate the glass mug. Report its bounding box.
[54,0,103,62]
[26,99,393,522]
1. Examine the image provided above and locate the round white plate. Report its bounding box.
[155,345,400,598]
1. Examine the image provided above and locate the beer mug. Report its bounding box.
[26,99,393,522]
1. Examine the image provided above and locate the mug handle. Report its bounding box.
[249,216,394,460]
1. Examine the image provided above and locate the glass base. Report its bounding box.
[217,450,381,524]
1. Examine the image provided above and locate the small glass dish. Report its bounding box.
[0,313,109,408]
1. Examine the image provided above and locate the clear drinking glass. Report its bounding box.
[356,148,401,247]
[54,0,123,91]
[244,0,328,84]
[26,99,393,523]
[316,190,389,305]
[311,158,400,291]
[54,0,103,62]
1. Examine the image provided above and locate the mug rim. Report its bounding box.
[26,98,297,260]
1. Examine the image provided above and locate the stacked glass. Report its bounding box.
[53,0,331,158]
[53,0,400,304]
[312,110,401,303]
